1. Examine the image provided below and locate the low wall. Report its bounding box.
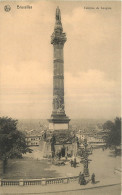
[0,176,79,186]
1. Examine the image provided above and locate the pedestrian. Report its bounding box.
[82,174,86,185]
[91,173,95,184]
[80,174,83,185]
[73,158,76,168]
[78,172,82,184]
[70,159,73,167]
[80,174,86,185]
[59,151,61,160]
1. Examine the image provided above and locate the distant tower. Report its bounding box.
[48,6,70,132]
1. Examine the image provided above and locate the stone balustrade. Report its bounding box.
[0,176,78,186]
[0,179,19,186]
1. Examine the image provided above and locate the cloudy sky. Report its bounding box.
[0,1,121,119]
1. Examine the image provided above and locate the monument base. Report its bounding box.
[41,140,77,159]
[49,122,69,131]
[48,113,70,131]
[41,114,77,158]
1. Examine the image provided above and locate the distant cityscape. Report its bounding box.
[18,118,109,147]
[17,118,108,132]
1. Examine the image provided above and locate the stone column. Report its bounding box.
[53,44,65,115]
[48,7,70,131]
[51,7,67,116]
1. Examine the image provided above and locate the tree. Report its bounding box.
[103,117,121,148]
[0,117,32,173]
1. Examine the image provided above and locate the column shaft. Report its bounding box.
[53,44,65,114]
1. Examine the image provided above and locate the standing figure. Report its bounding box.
[91,173,95,184]
[57,151,61,160]
[70,159,73,167]
[80,174,86,185]
[78,172,82,184]
[73,158,76,168]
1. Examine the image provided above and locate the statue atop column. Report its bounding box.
[56,6,61,22]
[53,6,63,34]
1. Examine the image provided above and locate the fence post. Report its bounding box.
[19,179,24,186]
[0,179,2,186]
[67,178,70,183]
[41,178,47,185]
[63,178,69,184]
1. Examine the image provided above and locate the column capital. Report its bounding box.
[51,32,67,45]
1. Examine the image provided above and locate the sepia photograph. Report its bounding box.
[0,1,121,194]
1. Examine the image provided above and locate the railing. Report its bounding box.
[0,179,19,186]
[0,176,79,186]
[24,179,42,186]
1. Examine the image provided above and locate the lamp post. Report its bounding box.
[83,139,89,177]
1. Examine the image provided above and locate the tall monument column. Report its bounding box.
[48,7,70,131]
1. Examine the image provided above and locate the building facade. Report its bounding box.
[26,135,42,146]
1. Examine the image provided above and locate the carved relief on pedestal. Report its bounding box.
[53,88,64,113]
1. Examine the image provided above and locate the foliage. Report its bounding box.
[0,117,32,163]
[103,117,121,147]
